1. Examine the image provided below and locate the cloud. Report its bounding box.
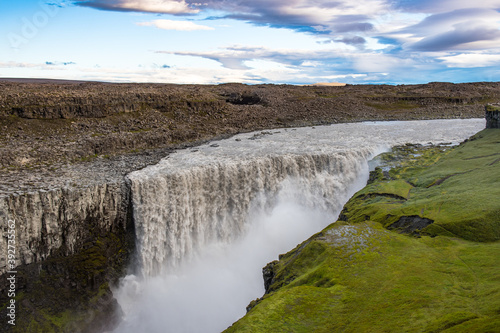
[410,24,500,51]
[395,0,500,13]
[353,53,415,72]
[73,0,199,14]
[136,19,214,31]
[337,36,367,45]
[438,53,500,68]
[67,1,500,84]
[159,45,350,70]
[399,8,500,52]
[404,8,500,34]
[0,61,71,70]
[75,0,386,36]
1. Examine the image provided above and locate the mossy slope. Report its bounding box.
[342,129,500,242]
[225,129,500,333]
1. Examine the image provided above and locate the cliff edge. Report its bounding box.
[486,103,500,128]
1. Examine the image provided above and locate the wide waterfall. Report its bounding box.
[114,119,484,333]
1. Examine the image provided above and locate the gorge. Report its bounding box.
[1,80,498,332]
[114,119,484,333]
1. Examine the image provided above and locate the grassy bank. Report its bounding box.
[225,129,500,333]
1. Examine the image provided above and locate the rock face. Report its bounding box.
[486,104,500,129]
[0,182,132,333]
[0,183,129,274]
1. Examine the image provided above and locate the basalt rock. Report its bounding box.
[486,104,500,129]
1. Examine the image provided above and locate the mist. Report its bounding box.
[113,173,369,333]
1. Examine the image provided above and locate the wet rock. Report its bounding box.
[485,104,500,129]
[388,215,434,234]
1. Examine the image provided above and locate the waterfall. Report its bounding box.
[116,119,485,333]
[128,150,373,276]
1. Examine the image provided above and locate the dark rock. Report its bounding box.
[246,297,263,313]
[485,104,500,129]
[263,260,279,294]
[388,215,434,234]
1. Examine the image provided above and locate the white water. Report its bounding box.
[114,119,484,333]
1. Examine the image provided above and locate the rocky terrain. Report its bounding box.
[0,80,499,332]
[1,80,500,197]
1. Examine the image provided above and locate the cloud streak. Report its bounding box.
[159,45,350,70]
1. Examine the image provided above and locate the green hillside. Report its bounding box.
[225,129,500,333]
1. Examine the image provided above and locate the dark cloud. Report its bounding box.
[401,8,500,51]
[410,25,500,51]
[394,0,500,13]
[73,0,378,35]
[333,22,373,33]
[404,8,499,33]
[337,36,366,45]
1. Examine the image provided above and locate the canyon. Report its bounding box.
[0,80,499,332]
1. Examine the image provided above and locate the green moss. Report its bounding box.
[226,223,500,333]
[342,130,500,242]
[2,231,129,333]
[485,104,500,112]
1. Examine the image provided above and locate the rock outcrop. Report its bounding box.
[486,104,500,129]
[0,183,129,274]
[0,182,133,332]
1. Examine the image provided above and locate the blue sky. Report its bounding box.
[1,0,499,84]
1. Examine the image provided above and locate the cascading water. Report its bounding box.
[114,119,484,333]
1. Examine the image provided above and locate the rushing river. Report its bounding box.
[113,119,484,333]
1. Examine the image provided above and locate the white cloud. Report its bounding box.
[0,61,63,69]
[353,53,415,72]
[438,53,500,68]
[137,19,214,31]
[75,0,199,14]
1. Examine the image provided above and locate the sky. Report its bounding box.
[0,0,499,85]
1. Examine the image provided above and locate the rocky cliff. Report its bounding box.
[486,104,500,128]
[0,181,133,332]
[0,183,128,274]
